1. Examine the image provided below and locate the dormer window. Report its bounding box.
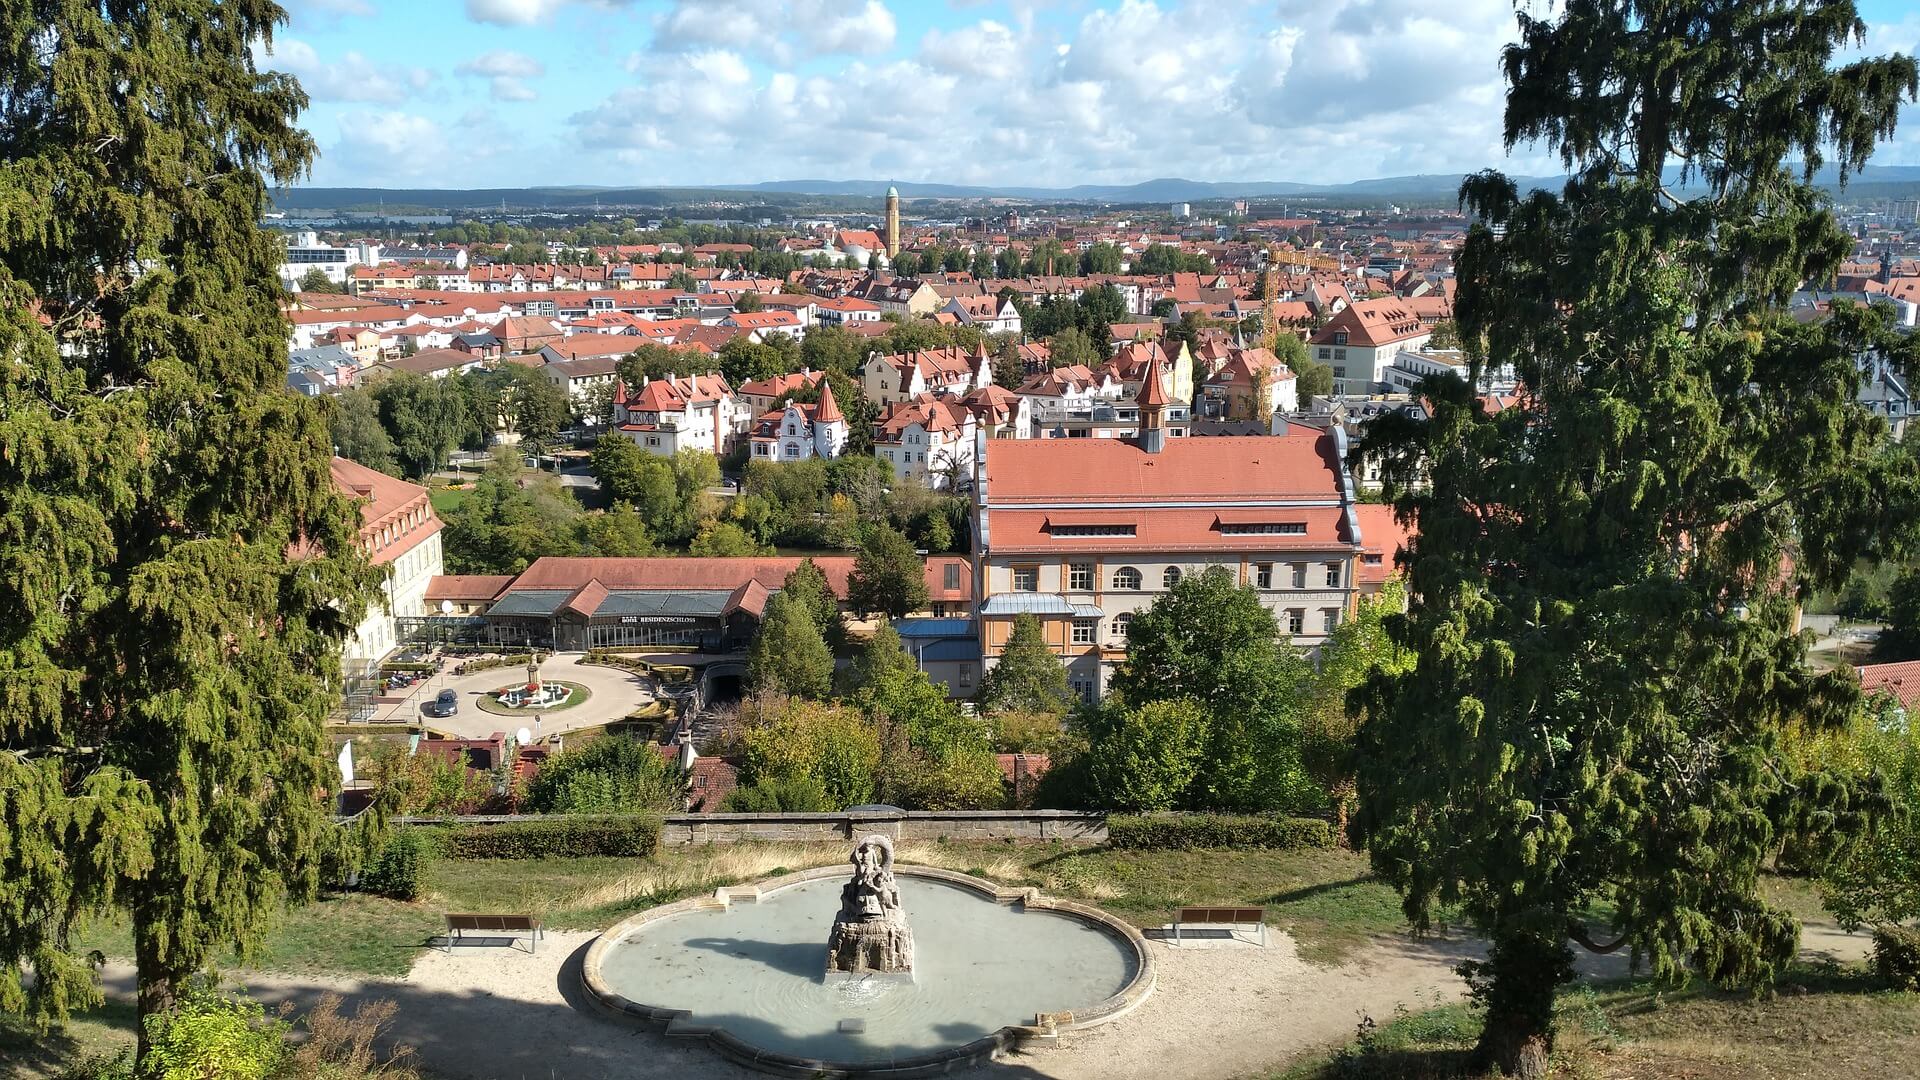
[1334,331,1348,346]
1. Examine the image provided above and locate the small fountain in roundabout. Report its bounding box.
[582,833,1155,1077]
[494,655,571,709]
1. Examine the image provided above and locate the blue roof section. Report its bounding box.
[979,594,1076,616]
[915,639,982,663]
[594,590,731,617]
[485,589,573,617]
[895,618,975,639]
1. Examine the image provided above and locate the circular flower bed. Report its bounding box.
[475,680,592,716]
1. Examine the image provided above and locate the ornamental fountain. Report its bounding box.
[824,835,914,981]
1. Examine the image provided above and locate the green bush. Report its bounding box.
[522,735,684,814]
[138,981,288,1080]
[1873,925,1920,990]
[378,662,438,674]
[457,653,536,674]
[360,830,431,901]
[434,815,662,860]
[1106,813,1335,851]
[722,776,833,812]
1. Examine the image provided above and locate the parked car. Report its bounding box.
[421,689,459,718]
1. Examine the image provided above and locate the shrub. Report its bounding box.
[138,981,288,1080]
[722,776,833,812]
[434,815,662,859]
[360,830,430,901]
[1873,925,1920,990]
[456,653,536,674]
[522,735,685,814]
[1106,813,1335,851]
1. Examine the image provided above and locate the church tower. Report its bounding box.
[885,185,901,259]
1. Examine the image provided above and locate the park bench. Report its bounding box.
[443,912,544,954]
[1172,905,1267,946]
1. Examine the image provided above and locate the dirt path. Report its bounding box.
[87,918,1875,1080]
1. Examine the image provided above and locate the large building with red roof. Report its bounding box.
[331,457,443,668]
[971,405,1369,701]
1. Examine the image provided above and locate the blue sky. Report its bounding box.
[267,0,1920,189]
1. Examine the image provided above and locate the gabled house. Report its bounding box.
[859,344,992,406]
[611,374,739,457]
[748,382,848,463]
[873,395,978,490]
[1309,298,1432,393]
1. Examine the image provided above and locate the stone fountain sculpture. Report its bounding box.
[825,834,915,981]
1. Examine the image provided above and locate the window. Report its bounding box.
[1322,608,1340,633]
[1049,524,1137,537]
[1255,563,1273,589]
[1110,611,1134,642]
[1363,553,1384,566]
[1112,566,1142,590]
[1325,562,1342,587]
[944,563,962,590]
[1068,562,1094,591]
[1072,619,1096,645]
[1219,522,1307,535]
[1317,347,1331,360]
[1071,679,1096,706]
[1291,563,1308,589]
[1333,366,1347,380]
[1012,566,1038,592]
[1286,609,1305,635]
[959,663,975,687]
[646,436,660,447]
[1163,565,1182,589]
[1333,331,1348,346]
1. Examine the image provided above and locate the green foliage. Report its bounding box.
[718,337,786,387]
[440,457,585,573]
[1821,699,1920,932]
[781,558,846,649]
[864,668,1005,809]
[0,0,390,1043]
[1135,244,1215,275]
[296,267,344,294]
[688,519,771,557]
[433,816,663,860]
[359,831,431,902]
[721,776,834,813]
[138,982,287,1080]
[799,324,865,377]
[736,698,880,809]
[1046,327,1102,369]
[1351,2,1920,1069]
[371,370,472,478]
[522,737,684,815]
[851,620,918,693]
[1083,699,1210,811]
[1301,578,1412,821]
[990,710,1066,755]
[976,613,1073,716]
[328,389,400,475]
[1884,567,1920,660]
[849,525,931,618]
[747,593,836,699]
[1872,925,1920,990]
[1106,814,1335,852]
[1111,567,1315,811]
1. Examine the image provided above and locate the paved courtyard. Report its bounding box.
[367,651,656,738]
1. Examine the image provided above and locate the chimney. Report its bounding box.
[676,728,697,773]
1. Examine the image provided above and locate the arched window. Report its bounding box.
[1162,565,1182,589]
[1112,566,1142,590]
[1110,611,1134,642]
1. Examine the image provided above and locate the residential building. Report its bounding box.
[611,374,740,457]
[972,401,1364,701]
[748,381,848,463]
[942,294,1023,335]
[277,230,379,289]
[542,354,623,409]
[849,275,942,318]
[815,295,885,327]
[1198,344,1299,420]
[721,308,807,343]
[873,395,978,490]
[860,344,993,406]
[963,384,1033,440]
[737,370,826,416]
[1103,340,1193,405]
[1309,298,1432,393]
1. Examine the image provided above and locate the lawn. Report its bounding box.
[1274,966,1920,1080]
[428,486,466,514]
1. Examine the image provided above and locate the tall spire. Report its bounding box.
[814,378,843,424]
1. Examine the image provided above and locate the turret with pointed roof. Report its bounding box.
[814,377,843,424]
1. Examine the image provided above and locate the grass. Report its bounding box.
[1274,966,1920,1080]
[1,997,137,1078]
[427,487,466,514]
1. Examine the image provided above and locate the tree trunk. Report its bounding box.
[1468,924,1573,1078]
[133,937,179,1065]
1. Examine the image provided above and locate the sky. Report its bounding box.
[267,0,1920,190]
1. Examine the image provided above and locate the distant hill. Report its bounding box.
[271,165,1920,213]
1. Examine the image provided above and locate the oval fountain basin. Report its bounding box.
[591,873,1140,1066]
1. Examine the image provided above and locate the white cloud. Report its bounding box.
[322,111,452,181]
[254,38,433,105]
[919,19,1022,79]
[464,0,635,26]
[648,0,896,64]
[456,49,546,101]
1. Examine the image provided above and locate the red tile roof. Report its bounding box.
[983,434,1344,502]
[426,574,515,602]
[1857,660,1920,711]
[507,557,855,597]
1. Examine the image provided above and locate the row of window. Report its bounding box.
[1014,562,1343,592]
[1054,604,1340,648]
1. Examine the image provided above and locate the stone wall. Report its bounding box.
[658,809,1106,845]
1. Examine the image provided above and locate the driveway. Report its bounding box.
[373,652,655,739]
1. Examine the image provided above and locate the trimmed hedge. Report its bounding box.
[1873,925,1920,990]
[457,653,537,675]
[431,815,663,860]
[1107,813,1335,851]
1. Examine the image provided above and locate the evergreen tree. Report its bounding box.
[747,594,835,699]
[372,371,470,479]
[976,613,1073,715]
[296,266,344,294]
[0,1,381,1050]
[848,525,931,618]
[852,619,918,691]
[1352,5,1920,1074]
[1300,577,1411,834]
[1109,567,1313,811]
[781,559,846,651]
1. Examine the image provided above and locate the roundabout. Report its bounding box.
[580,839,1154,1078]
[473,679,592,716]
